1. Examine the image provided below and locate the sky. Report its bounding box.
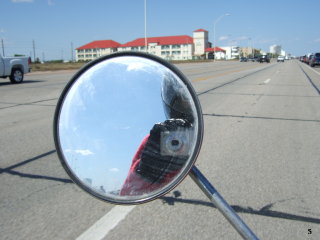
[1,0,319,60]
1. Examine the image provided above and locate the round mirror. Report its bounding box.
[54,52,203,204]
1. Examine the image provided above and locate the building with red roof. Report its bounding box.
[75,29,216,61]
[205,47,227,60]
[193,29,210,57]
[118,35,195,60]
[76,40,121,61]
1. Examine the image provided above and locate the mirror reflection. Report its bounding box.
[57,55,199,201]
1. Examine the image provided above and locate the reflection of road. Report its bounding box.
[1,60,320,239]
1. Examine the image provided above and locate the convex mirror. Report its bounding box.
[54,52,203,204]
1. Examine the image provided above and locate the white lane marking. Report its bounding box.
[264,78,271,84]
[77,205,136,240]
[307,65,320,76]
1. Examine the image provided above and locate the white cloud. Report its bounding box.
[109,168,119,172]
[126,62,149,72]
[219,36,229,41]
[237,36,249,41]
[11,0,34,3]
[314,38,320,43]
[75,149,94,156]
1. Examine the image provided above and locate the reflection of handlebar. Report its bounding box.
[136,119,191,183]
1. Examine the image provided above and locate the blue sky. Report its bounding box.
[1,0,319,60]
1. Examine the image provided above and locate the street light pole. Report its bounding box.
[247,37,251,58]
[213,13,230,62]
[1,39,5,56]
[144,0,148,53]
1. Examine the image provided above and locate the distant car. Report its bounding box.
[258,55,270,63]
[306,55,313,64]
[239,57,247,62]
[277,56,285,62]
[309,53,320,67]
[301,55,307,63]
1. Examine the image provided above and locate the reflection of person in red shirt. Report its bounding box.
[120,72,195,196]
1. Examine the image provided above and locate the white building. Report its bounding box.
[193,29,210,57]
[205,47,226,59]
[75,29,250,62]
[221,46,240,60]
[75,29,212,61]
[117,35,194,61]
[270,45,282,55]
[75,40,120,62]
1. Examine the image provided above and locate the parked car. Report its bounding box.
[0,55,31,83]
[277,56,285,62]
[258,55,270,63]
[239,57,247,62]
[309,53,320,67]
[305,55,313,65]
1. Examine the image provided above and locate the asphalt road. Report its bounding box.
[1,60,319,240]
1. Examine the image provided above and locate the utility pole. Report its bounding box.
[213,13,230,62]
[1,39,5,56]
[32,40,36,62]
[71,42,74,62]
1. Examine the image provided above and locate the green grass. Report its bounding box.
[31,62,86,72]
[30,58,233,72]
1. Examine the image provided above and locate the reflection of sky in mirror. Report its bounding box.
[59,57,169,192]
[58,56,198,197]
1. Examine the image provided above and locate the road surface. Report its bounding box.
[1,60,319,239]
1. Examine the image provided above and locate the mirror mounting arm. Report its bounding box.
[189,166,259,240]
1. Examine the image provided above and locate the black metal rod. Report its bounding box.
[189,166,259,240]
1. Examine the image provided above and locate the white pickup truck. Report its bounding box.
[0,55,31,83]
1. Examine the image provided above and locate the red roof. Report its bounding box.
[193,29,208,32]
[120,35,193,47]
[76,40,121,50]
[205,47,226,52]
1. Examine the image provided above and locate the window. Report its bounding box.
[161,45,170,50]
[161,51,170,55]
